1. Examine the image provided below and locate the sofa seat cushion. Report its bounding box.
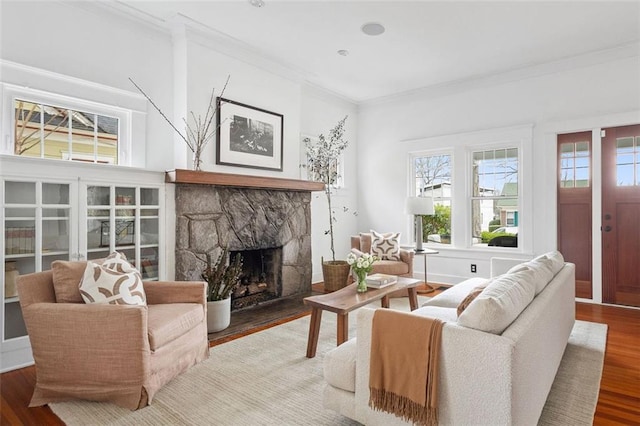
[413,306,459,323]
[457,269,536,334]
[324,338,357,392]
[372,260,410,276]
[422,277,490,308]
[147,303,204,351]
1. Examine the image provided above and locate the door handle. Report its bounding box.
[603,225,612,232]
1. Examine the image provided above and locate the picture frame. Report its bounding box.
[216,97,284,171]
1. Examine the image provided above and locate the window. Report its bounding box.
[471,148,519,247]
[616,136,639,186]
[560,141,590,188]
[14,98,119,164]
[411,153,452,244]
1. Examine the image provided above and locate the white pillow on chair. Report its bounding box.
[370,230,401,261]
[79,252,146,306]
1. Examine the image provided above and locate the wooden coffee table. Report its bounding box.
[303,277,421,358]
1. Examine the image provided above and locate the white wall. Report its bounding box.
[0,1,174,171]
[357,54,640,286]
[183,34,302,177]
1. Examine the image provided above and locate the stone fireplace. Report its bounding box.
[168,170,323,311]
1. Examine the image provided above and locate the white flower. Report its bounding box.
[347,252,357,265]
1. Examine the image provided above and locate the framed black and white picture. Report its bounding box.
[216,97,284,171]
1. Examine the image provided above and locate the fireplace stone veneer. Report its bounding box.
[174,182,313,308]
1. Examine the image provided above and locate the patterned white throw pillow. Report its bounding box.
[370,230,401,261]
[79,252,146,306]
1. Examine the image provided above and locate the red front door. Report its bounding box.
[601,124,640,307]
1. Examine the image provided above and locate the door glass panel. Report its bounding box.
[42,253,71,270]
[120,248,135,267]
[141,247,159,280]
[116,207,135,218]
[114,219,135,248]
[5,181,36,204]
[42,218,69,252]
[43,183,70,204]
[616,137,637,186]
[43,206,70,253]
[140,208,158,217]
[5,215,35,255]
[87,249,110,261]
[87,186,110,206]
[140,188,159,206]
[5,208,35,217]
[140,218,159,245]
[116,187,135,206]
[87,218,109,250]
[559,141,590,188]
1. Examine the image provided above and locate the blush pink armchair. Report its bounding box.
[351,233,414,277]
[17,263,209,410]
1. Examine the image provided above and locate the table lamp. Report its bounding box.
[405,197,434,252]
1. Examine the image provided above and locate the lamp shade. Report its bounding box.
[405,197,434,215]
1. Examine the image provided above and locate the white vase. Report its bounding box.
[207,297,231,333]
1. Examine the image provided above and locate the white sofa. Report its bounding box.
[323,252,575,425]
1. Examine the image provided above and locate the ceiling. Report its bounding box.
[114,1,640,103]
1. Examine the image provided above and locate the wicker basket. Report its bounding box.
[322,260,351,292]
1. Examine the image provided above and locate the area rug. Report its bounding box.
[50,298,607,425]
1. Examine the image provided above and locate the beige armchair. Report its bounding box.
[17,263,209,410]
[351,233,414,277]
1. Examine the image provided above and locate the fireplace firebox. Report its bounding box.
[231,247,282,310]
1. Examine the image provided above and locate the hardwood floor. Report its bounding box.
[2,296,638,425]
[576,303,640,425]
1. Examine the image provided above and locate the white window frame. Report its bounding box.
[405,124,533,253]
[1,60,148,168]
[409,149,454,245]
[468,145,520,248]
[3,84,131,165]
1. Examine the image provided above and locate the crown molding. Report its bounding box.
[92,2,313,88]
[360,41,640,109]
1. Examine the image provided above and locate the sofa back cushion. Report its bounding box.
[457,269,536,334]
[507,251,565,295]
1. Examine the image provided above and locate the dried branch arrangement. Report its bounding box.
[129,75,230,170]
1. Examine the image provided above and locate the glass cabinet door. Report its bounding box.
[84,185,160,280]
[3,180,73,341]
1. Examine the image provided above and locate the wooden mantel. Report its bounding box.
[165,169,325,192]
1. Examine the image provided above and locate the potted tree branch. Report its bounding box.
[200,247,243,333]
[303,116,350,292]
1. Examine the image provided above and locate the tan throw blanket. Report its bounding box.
[369,309,444,425]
